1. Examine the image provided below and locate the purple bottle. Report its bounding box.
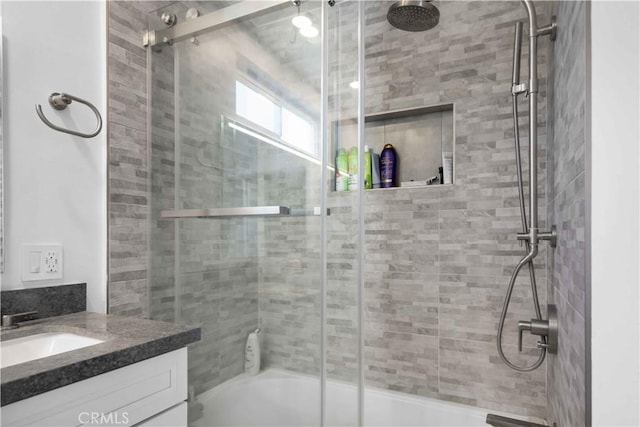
[380,144,397,188]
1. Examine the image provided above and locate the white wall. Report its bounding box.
[1,1,107,313]
[591,1,640,425]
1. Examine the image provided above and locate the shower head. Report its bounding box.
[387,0,440,32]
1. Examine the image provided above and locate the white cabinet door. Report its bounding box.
[1,348,187,427]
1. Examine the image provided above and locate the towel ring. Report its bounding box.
[35,92,103,139]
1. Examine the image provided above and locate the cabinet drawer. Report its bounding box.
[1,348,187,427]
[135,402,187,427]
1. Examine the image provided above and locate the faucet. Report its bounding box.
[517,305,558,354]
[1,311,38,329]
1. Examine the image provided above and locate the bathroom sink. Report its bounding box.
[0,332,104,369]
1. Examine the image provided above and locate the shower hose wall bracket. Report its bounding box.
[516,225,557,248]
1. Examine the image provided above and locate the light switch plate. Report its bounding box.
[21,244,63,281]
[29,251,41,273]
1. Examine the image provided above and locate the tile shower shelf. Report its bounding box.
[331,103,455,189]
[333,103,455,126]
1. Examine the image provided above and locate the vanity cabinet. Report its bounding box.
[1,348,188,427]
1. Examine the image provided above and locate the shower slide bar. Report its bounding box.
[160,206,329,219]
[496,0,558,373]
[35,92,103,139]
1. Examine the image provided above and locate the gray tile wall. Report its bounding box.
[547,1,587,426]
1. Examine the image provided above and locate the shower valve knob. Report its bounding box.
[517,321,531,352]
[517,319,549,352]
[517,305,558,354]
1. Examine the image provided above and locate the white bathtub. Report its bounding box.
[193,369,546,427]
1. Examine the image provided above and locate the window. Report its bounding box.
[235,81,317,157]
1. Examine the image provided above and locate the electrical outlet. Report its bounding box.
[44,251,59,273]
[21,244,63,281]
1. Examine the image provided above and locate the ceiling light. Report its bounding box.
[291,15,312,29]
[349,81,360,89]
[299,25,319,38]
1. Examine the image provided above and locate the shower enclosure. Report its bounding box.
[146,1,554,425]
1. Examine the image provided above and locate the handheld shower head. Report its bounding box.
[387,0,440,32]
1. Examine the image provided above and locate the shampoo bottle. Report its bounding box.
[245,328,261,375]
[372,152,381,189]
[348,146,359,191]
[380,144,397,188]
[364,145,372,189]
[335,148,349,192]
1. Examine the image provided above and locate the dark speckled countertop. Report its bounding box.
[0,312,200,406]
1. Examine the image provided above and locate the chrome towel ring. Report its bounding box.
[35,92,103,139]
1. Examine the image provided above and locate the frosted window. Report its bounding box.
[235,80,318,158]
[282,108,315,155]
[235,81,280,135]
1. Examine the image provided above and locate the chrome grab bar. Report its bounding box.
[160,206,330,219]
[35,92,103,139]
[161,206,290,219]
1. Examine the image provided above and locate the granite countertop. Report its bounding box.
[0,312,200,406]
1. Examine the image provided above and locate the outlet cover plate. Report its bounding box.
[21,244,63,281]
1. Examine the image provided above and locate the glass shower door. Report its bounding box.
[148,2,325,425]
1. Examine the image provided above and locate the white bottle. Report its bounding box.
[442,152,453,184]
[245,328,261,375]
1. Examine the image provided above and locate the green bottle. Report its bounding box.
[336,148,349,192]
[364,145,372,190]
[348,146,359,191]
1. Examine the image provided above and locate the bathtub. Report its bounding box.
[193,369,546,427]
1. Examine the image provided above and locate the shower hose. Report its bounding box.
[495,95,547,372]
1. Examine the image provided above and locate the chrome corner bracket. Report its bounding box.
[143,30,171,50]
[142,30,154,47]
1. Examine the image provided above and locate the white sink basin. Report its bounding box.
[0,332,104,368]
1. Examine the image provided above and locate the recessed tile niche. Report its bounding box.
[332,103,455,189]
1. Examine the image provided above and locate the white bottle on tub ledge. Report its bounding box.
[245,328,261,375]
